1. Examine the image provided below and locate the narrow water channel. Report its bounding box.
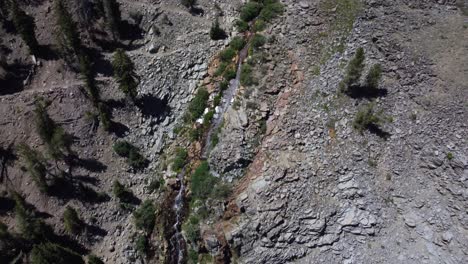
[168,37,250,264]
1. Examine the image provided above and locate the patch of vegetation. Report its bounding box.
[10,1,39,54]
[365,64,382,90]
[229,36,246,51]
[209,18,227,40]
[78,55,100,105]
[447,152,454,160]
[17,143,48,193]
[259,0,284,22]
[240,2,262,22]
[112,49,139,100]
[133,200,156,233]
[88,255,104,264]
[98,103,111,131]
[240,63,256,86]
[148,177,164,193]
[214,62,228,77]
[14,194,51,242]
[30,242,84,264]
[190,161,217,200]
[251,34,266,50]
[353,103,387,135]
[172,148,188,172]
[219,48,236,62]
[223,65,237,81]
[344,47,365,87]
[213,94,222,107]
[182,214,200,244]
[235,20,249,32]
[112,180,134,203]
[187,87,209,121]
[63,206,83,235]
[34,98,72,160]
[188,248,198,264]
[181,0,196,10]
[189,127,202,141]
[113,141,147,169]
[220,80,229,91]
[253,19,267,32]
[135,235,148,256]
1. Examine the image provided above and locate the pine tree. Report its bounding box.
[30,242,84,264]
[209,18,227,40]
[344,47,365,86]
[112,49,138,100]
[102,0,122,39]
[54,0,81,59]
[79,54,99,105]
[63,206,82,234]
[10,1,39,54]
[17,143,48,193]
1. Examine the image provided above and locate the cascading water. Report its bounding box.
[169,170,186,264]
[168,36,251,264]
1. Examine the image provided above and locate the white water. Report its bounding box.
[169,170,186,264]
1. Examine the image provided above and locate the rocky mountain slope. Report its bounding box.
[0,0,467,264]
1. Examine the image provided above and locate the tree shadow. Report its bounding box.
[0,62,31,95]
[109,121,130,138]
[66,154,107,173]
[347,85,388,99]
[48,178,109,204]
[367,124,391,140]
[73,175,100,186]
[120,20,144,41]
[51,233,89,255]
[85,223,108,237]
[106,98,127,109]
[190,7,205,16]
[36,45,60,60]
[136,94,171,120]
[0,196,15,215]
[82,46,113,77]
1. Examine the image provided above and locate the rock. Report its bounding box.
[299,1,310,9]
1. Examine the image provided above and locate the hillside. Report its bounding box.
[0,0,467,264]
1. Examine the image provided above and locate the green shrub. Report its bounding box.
[214,62,228,77]
[135,235,148,256]
[259,0,284,21]
[213,94,222,107]
[212,183,232,199]
[188,87,209,120]
[223,66,237,81]
[183,215,200,243]
[365,64,382,89]
[113,141,147,169]
[172,148,188,172]
[98,103,111,131]
[63,206,82,235]
[240,2,262,22]
[148,177,164,193]
[253,19,267,32]
[209,18,226,40]
[353,103,384,133]
[133,200,156,233]
[447,152,454,160]
[219,48,236,62]
[112,180,133,203]
[344,47,365,86]
[251,34,266,49]
[240,64,255,86]
[17,143,48,193]
[88,255,104,264]
[235,20,249,32]
[190,161,217,200]
[203,110,214,126]
[229,36,246,51]
[211,132,219,148]
[31,242,84,264]
[188,248,198,264]
[220,80,229,91]
[189,127,202,141]
[181,0,196,9]
[112,49,138,100]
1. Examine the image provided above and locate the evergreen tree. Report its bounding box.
[102,0,122,39]
[13,193,51,241]
[63,206,82,235]
[344,47,365,86]
[17,143,48,193]
[209,18,227,40]
[54,0,81,59]
[112,49,138,100]
[79,54,99,105]
[30,242,84,264]
[10,1,39,54]
[181,0,196,10]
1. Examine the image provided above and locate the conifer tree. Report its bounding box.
[102,0,122,39]
[209,18,227,40]
[54,0,81,59]
[10,1,39,54]
[112,49,138,100]
[17,143,48,193]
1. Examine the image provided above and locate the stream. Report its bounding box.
[168,38,250,264]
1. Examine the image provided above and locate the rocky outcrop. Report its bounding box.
[212,0,467,263]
